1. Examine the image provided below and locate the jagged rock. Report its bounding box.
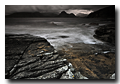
[60,69,74,79]
[74,72,88,79]
[68,63,75,72]
[27,65,68,79]
[48,54,59,61]
[110,73,115,79]
[11,64,64,79]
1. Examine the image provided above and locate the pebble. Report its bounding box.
[54,50,57,53]
[68,63,75,72]
[68,63,73,68]
[74,71,88,79]
[39,51,44,54]
[44,52,53,55]
[110,73,115,79]
[103,51,110,54]
[37,54,42,57]
[95,53,98,55]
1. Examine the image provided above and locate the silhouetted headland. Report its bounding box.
[87,5,115,18]
[5,11,77,18]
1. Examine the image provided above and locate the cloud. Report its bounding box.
[5,5,36,15]
[65,9,93,15]
[76,13,88,17]
[5,5,110,15]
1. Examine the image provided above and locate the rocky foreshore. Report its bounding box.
[5,34,115,79]
[58,43,115,79]
[5,34,88,79]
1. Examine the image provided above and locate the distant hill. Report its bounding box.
[5,11,76,18]
[5,12,58,18]
[57,11,76,18]
[87,5,115,18]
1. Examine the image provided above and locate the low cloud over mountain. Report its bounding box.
[5,5,110,17]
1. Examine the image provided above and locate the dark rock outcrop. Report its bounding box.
[93,24,115,45]
[5,34,87,79]
[87,5,115,18]
[57,11,76,18]
[5,34,66,79]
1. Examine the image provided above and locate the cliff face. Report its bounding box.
[87,5,115,18]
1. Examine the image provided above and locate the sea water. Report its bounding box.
[5,18,113,50]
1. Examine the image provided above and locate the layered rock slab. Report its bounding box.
[5,34,68,79]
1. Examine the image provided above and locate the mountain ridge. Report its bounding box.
[57,11,76,18]
[5,12,58,18]
[87,5,115,18]
[5,11,76,18]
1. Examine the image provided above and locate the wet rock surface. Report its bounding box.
[5,34,38,78]
[6,34,86,79]
[58,43,115,79]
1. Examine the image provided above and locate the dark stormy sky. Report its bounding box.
[5,5,111,17]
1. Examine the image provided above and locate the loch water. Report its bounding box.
[5,18,115,51]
